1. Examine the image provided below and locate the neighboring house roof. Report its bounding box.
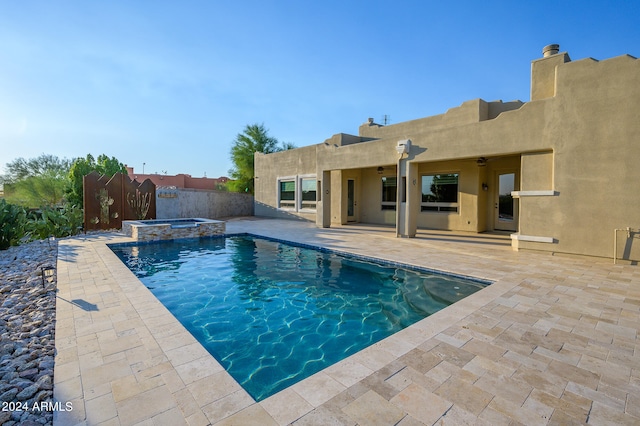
[125,166,229,190]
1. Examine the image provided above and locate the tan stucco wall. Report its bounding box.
[520,152,553,191]
[359,167,397,226]
[358,99,524,139]
[530,52,571,101]
[414,160,479,232]
[254,51,640,261]
[254,145,317,222]
[516,55,640,260]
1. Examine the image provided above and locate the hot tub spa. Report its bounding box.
[122,218,225,242]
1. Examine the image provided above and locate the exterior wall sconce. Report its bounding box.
[482,183,488,191]
[377,167,384,174]
[41,266,55,288]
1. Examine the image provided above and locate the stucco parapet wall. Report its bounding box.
[314,101,552,170]
[321,133,375,146]
[315,138,401,170]
[122,218,225,242]
[358,99,524,139]
[255,144,317,161]
[558,53,637,70]
[555,54,638,95]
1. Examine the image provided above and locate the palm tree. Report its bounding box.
[229,123,293,193]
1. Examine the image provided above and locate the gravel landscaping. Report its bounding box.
[0,239,57,425]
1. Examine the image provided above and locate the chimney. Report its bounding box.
[542,44,560,57]
[531,43,571,101]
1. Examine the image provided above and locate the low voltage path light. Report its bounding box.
[41,266,55,288]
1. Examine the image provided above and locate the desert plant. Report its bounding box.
[26,205,84,240]
[0,199,27,249]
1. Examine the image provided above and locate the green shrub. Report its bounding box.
[27,205,83,240]
[0,199,27,250]
[1,201,83,249]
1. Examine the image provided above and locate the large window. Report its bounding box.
[277,175,317,211]
[279,179,296,209]
[300,178,317,210]
[381,176,397,210]
[421,173,459,212]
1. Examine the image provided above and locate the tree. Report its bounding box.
[228,123,295,193]
[66,154,128,206]
[3,154,71,182]
[1,154,71,207]
[428,174,458,203]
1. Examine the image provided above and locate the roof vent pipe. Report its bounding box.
[542,44,560,57]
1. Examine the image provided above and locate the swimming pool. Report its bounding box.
[110,235,489,401]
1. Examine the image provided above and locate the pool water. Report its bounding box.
[110,235,488,401]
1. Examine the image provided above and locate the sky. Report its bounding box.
[1,1,639,179]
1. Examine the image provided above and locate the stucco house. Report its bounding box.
[254,45,640,262]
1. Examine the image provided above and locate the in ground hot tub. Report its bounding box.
[122,218,225,241]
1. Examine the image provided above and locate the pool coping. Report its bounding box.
[107,232,493,402]
[54,228,511,425]
[53,218,640,425]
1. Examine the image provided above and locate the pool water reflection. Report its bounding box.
[110,235,489,401]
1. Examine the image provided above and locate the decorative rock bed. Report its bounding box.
[121,218,225,242]
[0,239,57,426]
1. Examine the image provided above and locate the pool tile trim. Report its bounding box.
[109,232,493,285]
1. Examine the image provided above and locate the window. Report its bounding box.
[421,173,459,212]
[277,175,317,211]
[381,176,397,210]
[300,178,317,210]
[279,179,296,209]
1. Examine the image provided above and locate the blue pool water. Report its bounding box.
[110,235,489,401]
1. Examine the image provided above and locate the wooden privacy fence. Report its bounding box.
[83,172,156,230]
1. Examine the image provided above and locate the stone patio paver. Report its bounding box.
[53,218,640,425]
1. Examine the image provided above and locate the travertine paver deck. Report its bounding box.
[53,218,640,425]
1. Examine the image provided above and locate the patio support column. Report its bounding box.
[396,160,420,238]
[405,161,418,237]
[397,161,417,237]
[317,170,331,228]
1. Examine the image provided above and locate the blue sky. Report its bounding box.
[1,1,638,179]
